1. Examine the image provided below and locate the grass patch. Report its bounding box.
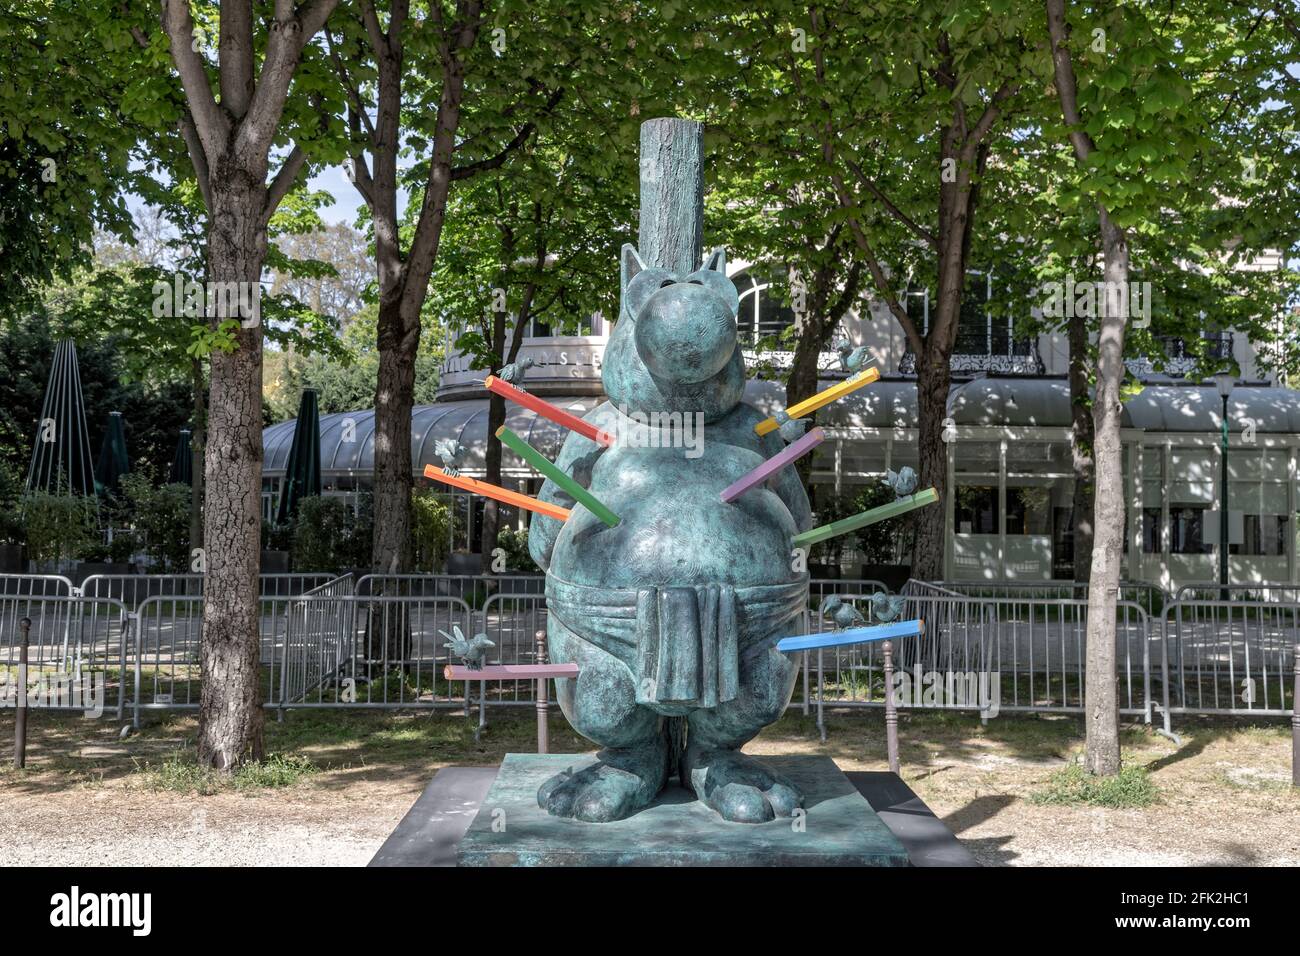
[1031,763,1158,809]
[134,750,318,795]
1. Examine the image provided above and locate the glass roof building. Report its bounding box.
[263,255,1300,591]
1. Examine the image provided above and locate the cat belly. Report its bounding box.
[547,444,799,590]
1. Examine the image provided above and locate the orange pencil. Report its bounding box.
[423,465,571,521]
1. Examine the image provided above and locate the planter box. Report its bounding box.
[261,550,290,574]
[859,564,911,592]
[0,544,22,574]
[448,552,483,575]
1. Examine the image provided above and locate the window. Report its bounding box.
[1142,508,1161,553]
[956,486,998,535]
[1232,514,1289,557]
[1170,506,1212,554]
[1006,486,1051,535]
[735,271,797,345]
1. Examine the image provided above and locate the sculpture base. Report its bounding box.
[455,753,909,867]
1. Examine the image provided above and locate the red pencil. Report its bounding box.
[485,375,616,447]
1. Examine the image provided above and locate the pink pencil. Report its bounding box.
[444,663,580,681]
[720,427,825,503]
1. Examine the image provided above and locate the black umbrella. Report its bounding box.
[25,338,96,498]
[169,429,193,485]
[275,389,322,525]
[93,411,130,497]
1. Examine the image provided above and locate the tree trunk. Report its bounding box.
[480,391,506,564]
[1083,208,1128,777]
[371,296,416,576]
[189,358,206,570]
[1068,309,1094,582]
[912,347,951,580]
[786,327,823,488]
[197,177,267,771]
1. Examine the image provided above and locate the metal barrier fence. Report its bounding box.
[1159,600,1299,726]
[804,591,1153,739]
[3,574,1294,738]
[81,572,339,611]
[0,594,129,719]
[0,573,75,598]
[938,579,1167,617]
[1174,582,1300,605]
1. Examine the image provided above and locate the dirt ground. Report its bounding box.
[0,705,1296,867]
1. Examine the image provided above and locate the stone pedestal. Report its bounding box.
[455,753,910,867]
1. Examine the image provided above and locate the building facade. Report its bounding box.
[262,255,1300,591]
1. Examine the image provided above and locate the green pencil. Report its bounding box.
[793,487,939,548]
[495,426,621,528]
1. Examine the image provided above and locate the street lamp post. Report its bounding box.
[1215,372,1234,602]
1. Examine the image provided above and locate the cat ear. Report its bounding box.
[701,246,727,274]
[621,244,647,300]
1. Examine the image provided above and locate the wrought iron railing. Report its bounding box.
[899,327,1044,375]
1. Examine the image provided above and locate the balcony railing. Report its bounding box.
[899,327,1045,376]
[1125,332,1234,378]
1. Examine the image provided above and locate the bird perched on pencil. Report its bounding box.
[870,592,907,624]
[772,408,809,444]
[439,625,494,671]
[433,438,466,478]
[495,356,535,386]
[824,594,866,631]
[883,466,918,498]
[836,339,872,376]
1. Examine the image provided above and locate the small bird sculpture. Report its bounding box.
[496,356,535,385]
[773,408,809,444]
[439,625,494,671]
[871,592,907,624]
[825,594,866,631]
[836,340,872,375]
[883,466,918,498]
[434,438,466,478]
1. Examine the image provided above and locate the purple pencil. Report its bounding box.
[720,427,826,503]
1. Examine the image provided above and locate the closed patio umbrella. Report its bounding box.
[275,389,322,525]
[93,411,130,497]
[169,429,193,485]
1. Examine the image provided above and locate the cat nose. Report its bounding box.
[634,285,736,385]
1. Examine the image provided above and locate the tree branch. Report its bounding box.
[159,0,229,160]
[842,155,938,249]
[449,87,564,181]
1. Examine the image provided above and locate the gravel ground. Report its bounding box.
[1,708,1296,866]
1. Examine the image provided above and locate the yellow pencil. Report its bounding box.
[754,367,880,436]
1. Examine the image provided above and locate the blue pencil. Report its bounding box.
[776,618,924,653]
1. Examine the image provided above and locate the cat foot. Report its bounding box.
[537,743,667,823]
[681,747,803,823]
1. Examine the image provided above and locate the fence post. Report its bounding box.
[882,639,899,776]
[1292,641,1298,789]
[536,629,549,755]
[14,617,30,769]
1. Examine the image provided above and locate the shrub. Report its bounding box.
[119,474,191,571]
[22,491,99,564]
[495,526,540,573]
[290,494,371,572]
[411,490,453,572]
